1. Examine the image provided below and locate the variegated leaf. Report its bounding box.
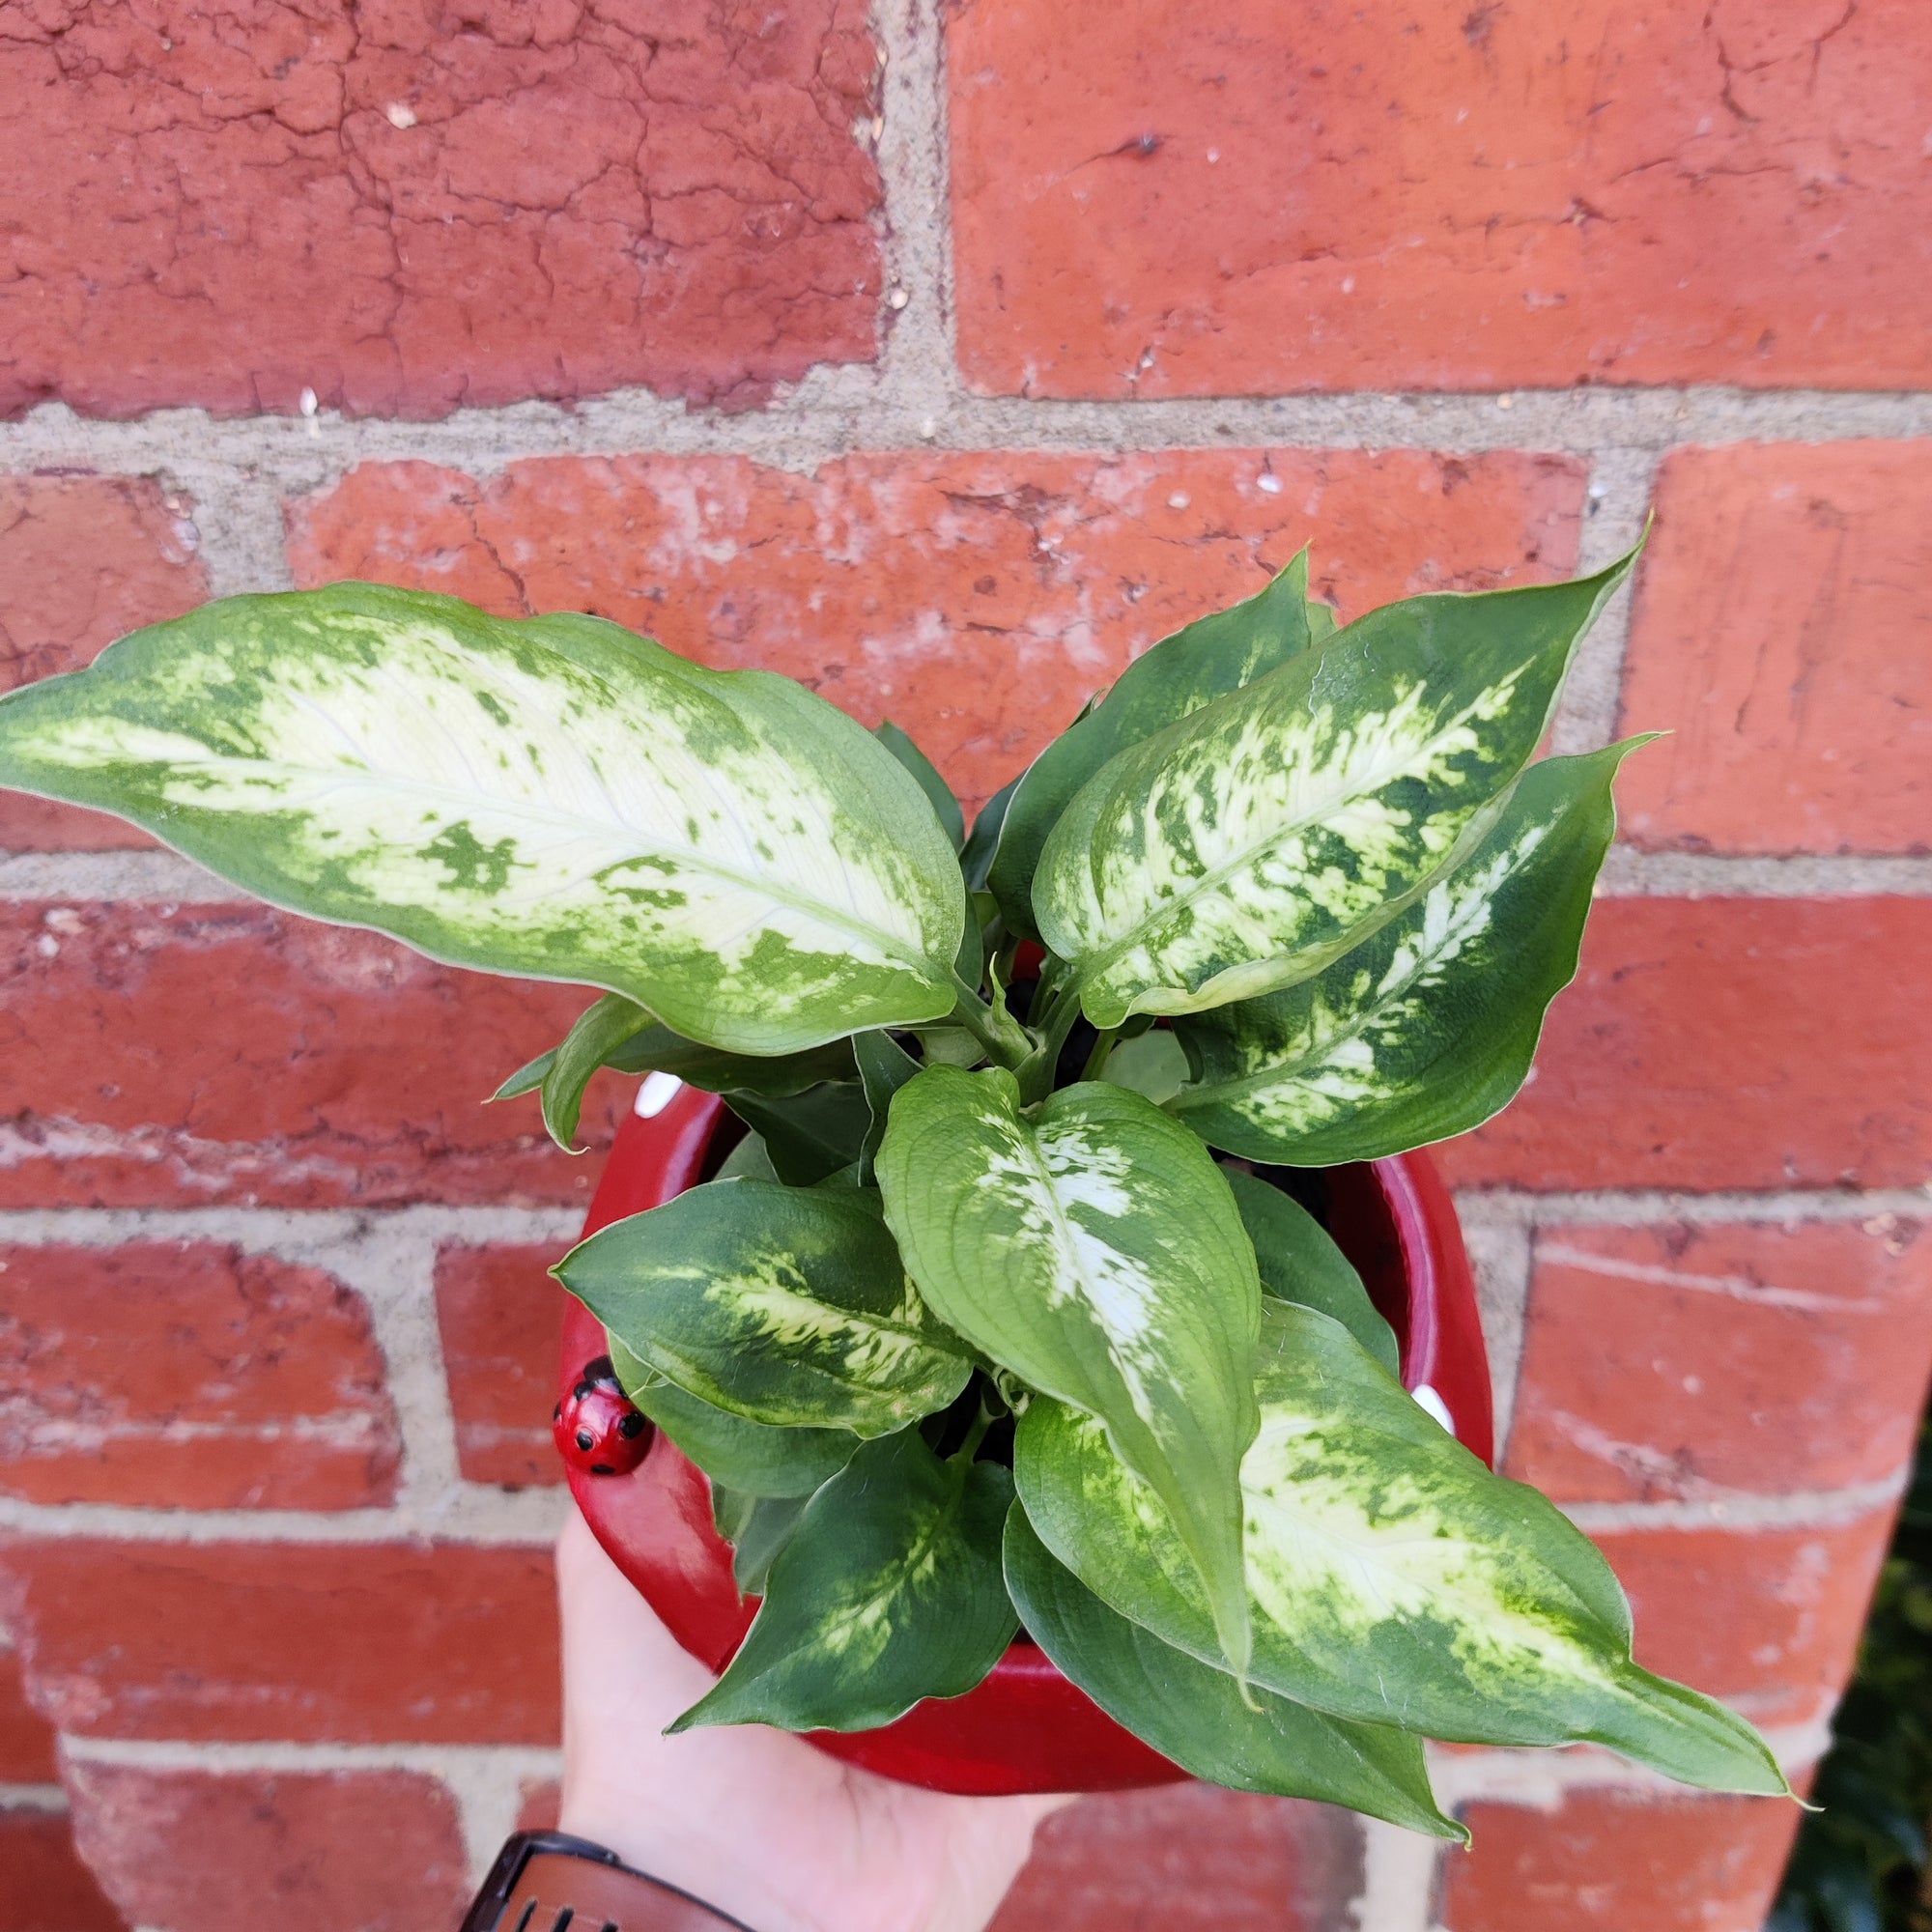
[555,1179,971,1436]
[610,1339,859,1497]
[1224,1167,1398,1375]
[670,1431,1016,1734]
[1034,556,1635,1029]
[1169,742,1646,1164]
[495,995,856,1137]
[1003,1504,1463,1838]
[1015,1300,1785,1794]
[0,584,966,1054]
[989,551,1321,934]
[876,1065,1260,1676]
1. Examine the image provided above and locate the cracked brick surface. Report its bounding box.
[951,0,1932,395]
[0,0,884,418]
[0,476,208,849]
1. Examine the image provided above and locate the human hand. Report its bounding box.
[554,1508,1070,1932]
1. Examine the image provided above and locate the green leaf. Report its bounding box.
[712,1483,814,1595]
[1169,742,1648,1164]
[502,992,652,1152]
[496,1003,858,1119]
[670,1432,1017,1734]
[1223,1168,1399,1375]
[854,1031,922,1184]
[714,1131,781,1182]
[874,720,965,852]
[1098,1027,1189,1104]
[1015,1300,1786,1795]
[0,583,966,1054]
[1034,554,1636,1029]
[724,1083,871,1186]
[989,553,1320,936]
[876,1064,1261,1677]
[1003,1504,1463,1839]
[611,1339,858,1496]
[557,1179,971,1436]
[960,775,1021,894]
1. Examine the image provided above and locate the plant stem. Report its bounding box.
[952,1402,996,1465]
[1016,982,1086,1105]
[1079,1026,1120,1082]
[948,969,1032,1070]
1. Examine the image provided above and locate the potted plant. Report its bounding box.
[0,543,1786,1838]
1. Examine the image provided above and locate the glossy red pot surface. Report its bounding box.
[559,1081,1493,1796]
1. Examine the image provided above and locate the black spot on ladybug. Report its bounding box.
[618,1412,645,1438]
[576,1428,596,1452]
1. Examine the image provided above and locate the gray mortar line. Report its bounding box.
[6,389,1932,499]
[0,1205,585,1245]
[0,1781,69,1814]
[1460,1221,1532,1457]
[9,845,1932,904]
[1454,1187,1932,1230]
[1548,447,1662,757]
[1596,848,1932,896]
[1558,1468,1908,1534]
[0,1484,568,1547]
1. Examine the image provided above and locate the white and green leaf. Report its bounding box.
[1169,742,1648,1165]
[610,1339,860,1497]
[556,1179,972,1436]
[0,583,967,1054]
[670,1431,1017,1734]
[1015,1300,1785,1795]
[1004,1503,1463,1839]
[1034,556,1635,1029]
[1223,1167,1399,1376]
[989,551,1321,934]
[877,1065,1261,1676]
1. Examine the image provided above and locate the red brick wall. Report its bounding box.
[2,4,1928,1929]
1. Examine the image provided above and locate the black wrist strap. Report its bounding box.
[459,1831,760,1932]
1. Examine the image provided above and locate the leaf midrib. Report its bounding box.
[1168,880,1487,1117]
[160,750,945,975]
[1068,676,1519,992]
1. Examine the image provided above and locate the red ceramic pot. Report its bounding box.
[558,1081,1494,1796]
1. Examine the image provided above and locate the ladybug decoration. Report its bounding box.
[554,1355,652,1476]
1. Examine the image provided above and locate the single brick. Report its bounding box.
[1508,1220,1932,1503]
[1,1643,57,1784]
[65,1761,466,1932]
[0,901,622,1208]
[287,448,1586,810]
[0,478,208,851]
[989,1783,1362,1932]
[1599,1512,1895,1730]
[1618,440,1932,855]
[951,0,1932,397]
[1439,1789,1802,1932]
[0,1241,401,1510]
[0,1539,557,1746]
[0,0,881,419]
[1437,897,1932,1192]
[0,1806,127,1932]
[436,1243,565,1491]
